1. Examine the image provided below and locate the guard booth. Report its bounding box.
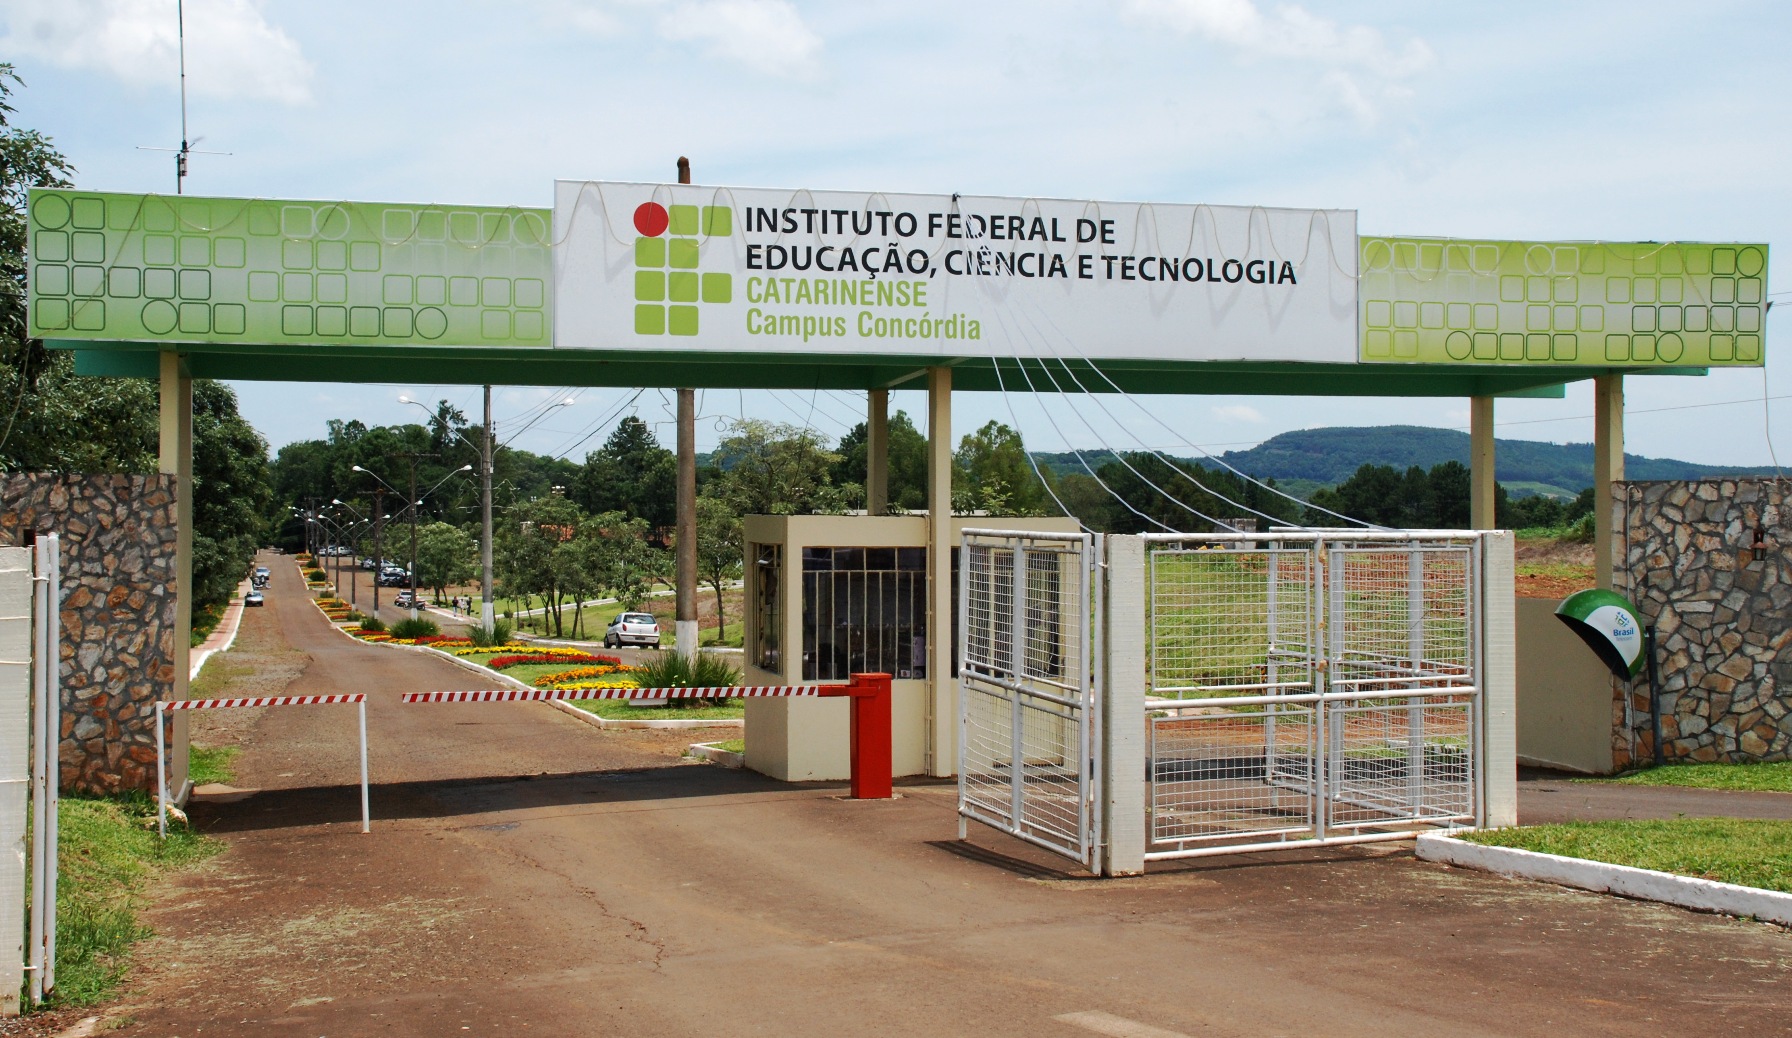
[741,513,1079,781]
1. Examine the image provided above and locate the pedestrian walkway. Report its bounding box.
[189,578,253,681]
[1519,768,1792,823]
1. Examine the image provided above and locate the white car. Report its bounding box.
[604,612,661,649]
[393,590,417,608]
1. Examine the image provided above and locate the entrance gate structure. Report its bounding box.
[958,530,1517,873]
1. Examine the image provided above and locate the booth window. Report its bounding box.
[749,543,782,673]
[802,546,927,680]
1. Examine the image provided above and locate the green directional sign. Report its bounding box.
[1360,237,1768,367]
[27,189,551,348]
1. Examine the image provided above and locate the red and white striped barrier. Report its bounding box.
[402,686,823,704]
[162,693,366,710]
[156,693,370,837]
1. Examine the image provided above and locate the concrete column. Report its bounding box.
[158,351,192,796]
[1102,535,1146,876]
[926,367,955,777]
[1469,396,1496,529]
[675,387,697,658]
[1593,375,1625,589]
[866,389,889,515]
[1481,531,1518,828]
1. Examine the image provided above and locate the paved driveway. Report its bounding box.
[115,553,1792,1036]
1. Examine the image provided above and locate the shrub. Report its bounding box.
[345,610,365,623]
[467,620,515,648]
[305,567,327,582]
[358,616,387,633]
[631,650,740,706]
[389,617,440,640]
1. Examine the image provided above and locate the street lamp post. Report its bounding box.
[355,461,472,621]
[399,392,569,636]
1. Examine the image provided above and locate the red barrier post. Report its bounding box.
[827,673,893,799]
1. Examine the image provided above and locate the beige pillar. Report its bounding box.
[158,351,193,795]
[926,367,954,777]
[1469,396,1497,529]
[866,389,889,515]
[1593,375,1625,589]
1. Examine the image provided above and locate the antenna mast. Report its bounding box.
[177,0,189,193]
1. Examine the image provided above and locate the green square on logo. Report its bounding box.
[668,239,699,269]
[668,205,700,236]
[668,272,699,303]
[635,236,665,267]
[635,304,666,335]
[701,207,732,237]
[635,270,665,302]
[668,305,698,336]
[701,272,732,304]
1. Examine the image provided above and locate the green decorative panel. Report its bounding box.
[1359,238,1768,366]
[26,189,551,348]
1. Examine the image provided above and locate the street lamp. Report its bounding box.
[355,461,472,620]
[398,392,572,636]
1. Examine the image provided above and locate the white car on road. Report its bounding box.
[604,613,661,649]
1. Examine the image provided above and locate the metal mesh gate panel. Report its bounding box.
[1141,533,1483,859]
[958,531,1099,871]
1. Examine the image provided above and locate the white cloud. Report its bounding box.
[538,0,823,80]
[1122,0,1431,123]
[1213,404,1264,423]
[0,0,313,104]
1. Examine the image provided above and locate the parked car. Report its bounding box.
[604,612,661,649]
[393,590,417,608]
[245,591,265,607]
[379,571,410,588]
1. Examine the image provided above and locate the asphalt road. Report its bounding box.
[113,551,1792,1036]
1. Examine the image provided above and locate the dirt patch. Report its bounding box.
[1515,537,1595,599]
[187,599,311,753]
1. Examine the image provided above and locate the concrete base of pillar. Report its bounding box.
[675,619,698,659]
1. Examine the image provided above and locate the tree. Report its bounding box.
[830,409,928,512]
[693,492,742,644]
[191,381,272,610]
[710,419,847,515]
[414,521,477,603]
[953,421,1049,515]
[571,416,675,529]
[496,494,584,637]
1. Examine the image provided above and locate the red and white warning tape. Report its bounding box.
[403,686,823,704]
[162,693,366,710]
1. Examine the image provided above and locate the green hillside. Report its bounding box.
[1031,426,1770,499]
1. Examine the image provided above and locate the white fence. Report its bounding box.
[959,530,1517,875]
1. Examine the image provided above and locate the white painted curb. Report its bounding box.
[1415,832,1792,926]
[190,578,253,680]
[688,741,745,768]
[319,613,742,730]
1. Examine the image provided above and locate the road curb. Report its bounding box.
[1414,832,1792,926]
[319,619,746,730]
[688,741,745,768]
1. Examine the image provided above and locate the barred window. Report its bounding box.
[802,546,928,680]
[750,543,782,673]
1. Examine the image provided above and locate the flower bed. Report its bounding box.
[448,643,535,656]
[484,650,620,670]
[530,664,638,688]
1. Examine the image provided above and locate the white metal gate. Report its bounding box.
[1143,532,1483,860]
[957,530,1102,873]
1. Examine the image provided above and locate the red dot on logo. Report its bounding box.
[634,202,669,238]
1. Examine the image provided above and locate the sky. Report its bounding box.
[5,0,1791,467]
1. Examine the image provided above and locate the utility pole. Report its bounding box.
[371,488,386,612]
[407,455,421,621]
[482,385,495,635]
[675,155,698,661]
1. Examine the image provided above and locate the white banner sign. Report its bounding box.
[552,181,1358,363]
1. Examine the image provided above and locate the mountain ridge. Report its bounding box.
[1031,425,1772,498]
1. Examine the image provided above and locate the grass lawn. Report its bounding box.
[1460,819,1792,893]
[571,699,744,720]
[53,795,219,1006]
[707,738,746,753]
[1579,761,1792,794]
[188,745,239,786]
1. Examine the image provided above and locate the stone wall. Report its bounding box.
[1614,479,1792,768]
[0,474,178,793]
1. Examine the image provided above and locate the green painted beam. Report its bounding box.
[71,342,1690,398]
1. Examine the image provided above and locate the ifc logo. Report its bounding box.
[632,202,734,337]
